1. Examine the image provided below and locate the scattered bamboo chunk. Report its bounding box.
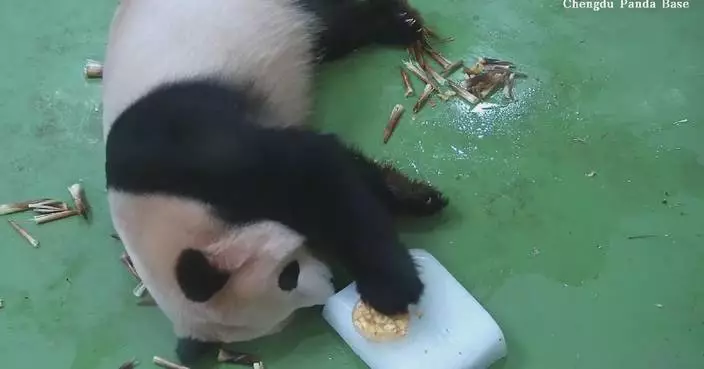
[441,60,464,78]
[68,183,89,220]
[84,60,103,79]
[413,84,435,113]
[133,282,147,298]
[121,253,141,280]
[0,298,4,309]
[419,63,443,93]
[28,199,62,208]
[118,359,140,369]
[383,104,405,144]
[426,67,447,86]
[153,356,189,369]
[503,72,516,100]
[217,348,262,367]
[137,294,156,306]
[399,68,414,97]
[33,209,80,225]
[0,198,50,216]
[461,57,522,102]
[403,60,454,101]
[402,60,430,85]
[424,47,451,70]
[8,220,39,248]
[30,203,68,214]
[447,79,479,104]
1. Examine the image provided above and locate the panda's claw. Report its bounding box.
[378,163,449,217]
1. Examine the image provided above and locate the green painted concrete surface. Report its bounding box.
[1,0,702,368]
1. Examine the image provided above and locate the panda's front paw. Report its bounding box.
[356,270,424,316]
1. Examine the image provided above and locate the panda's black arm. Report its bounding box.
[274,133,425,316]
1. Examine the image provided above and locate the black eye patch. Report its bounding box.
[278,260,300,291]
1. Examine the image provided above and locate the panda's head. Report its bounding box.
[174,219,334,310]
[108,192,334,345]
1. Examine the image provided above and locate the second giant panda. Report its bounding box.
[102,0,449,364]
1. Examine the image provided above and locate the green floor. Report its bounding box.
[1,1,703,368]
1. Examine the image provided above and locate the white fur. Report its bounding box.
[102,0,320,137]
[103,0,335,343]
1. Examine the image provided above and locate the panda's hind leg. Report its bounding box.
[345,145,449,217]
[303,0,426,62]
[176,337,219,365]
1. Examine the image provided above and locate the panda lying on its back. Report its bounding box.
[103,0,448,364]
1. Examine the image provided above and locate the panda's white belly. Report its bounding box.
[101,0,319,138]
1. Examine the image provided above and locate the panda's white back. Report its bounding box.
[102,0,319,137]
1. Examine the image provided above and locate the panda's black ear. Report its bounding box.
[277,260,300,291]
[176,249,230,302]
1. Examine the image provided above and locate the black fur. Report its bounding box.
[106,79,446,315]
[278,260,300,291]
[176,337,218,365]
[175,248,230,302]
[299,0,426,62]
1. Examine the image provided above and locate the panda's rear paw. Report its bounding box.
[374,0,425,47]
[176,337,218,365]
[393,182,449,217]
[356,270,424,316]
[381,165,449,217]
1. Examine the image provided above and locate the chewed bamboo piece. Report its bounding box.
[441,60,464,78]
[8,220,39,247]
[118,359,140,369]
[84,59,103,79]
[217,348,262,367]
[447,79,480,104]
[121,252,141,280]
[33,209,80,225]
[413,84,435,113]
[425,67,447,86]
[137,294,157,306]
[153,356,189,369]
[68,183,90,220]
[30,201,69,214]
[503,72,516,100]
[133,282,147,298]
[402,60,430,85]
[462,57,523,101]
[0,198,50,215]
[424,47,451,70]
[383,104,405,144]
[399,68,414,97]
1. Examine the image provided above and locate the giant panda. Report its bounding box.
[102,0,449,364]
